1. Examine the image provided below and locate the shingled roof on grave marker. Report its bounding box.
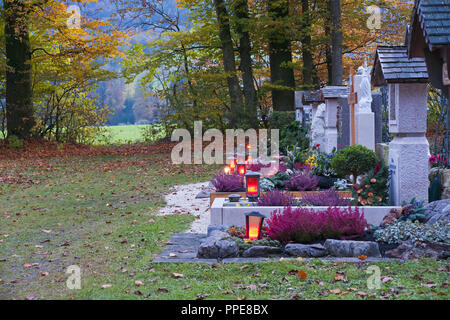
[301,90,324,104]
[372,45,429,87]
[408,0,450,55]
[320,86,349,99]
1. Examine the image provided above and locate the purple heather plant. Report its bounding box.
[211,173,244,192]
[265,206,368,243]
[301,189,351,206]
[257,190,297,206]
[284,171,319,191]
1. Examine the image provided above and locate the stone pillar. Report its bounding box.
[371,93,383,144]
[324,98,338,153]
[295,91,304,124]
[337,97,350,149]
[354,74,375,151]
[388,83,429,205]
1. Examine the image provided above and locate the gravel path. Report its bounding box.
[156,181,212,234]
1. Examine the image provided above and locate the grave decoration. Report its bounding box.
[237,163,246,175]
[245,171,261,201]
[245,211,266,241]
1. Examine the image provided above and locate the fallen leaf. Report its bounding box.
[40,272,49,277]
[334,274,348,282]
[356,291,368,297]
[329,288,341,294]
[157,287,169,293]
[134,290,143,296]
[357,255,367,260]
[240,265,249,270]
[101,284,112,289]
[134,280,145,287]
[297,270,307,280]
[172,273,184,279]
[381,276,393,283]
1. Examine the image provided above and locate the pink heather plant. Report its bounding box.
[284,171,319,191]
[247,162,271,172]
[301,189,351,206]
[257,190,297,206]
[211,173,244,192]
[265,206,368,243]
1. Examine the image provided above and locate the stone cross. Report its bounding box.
[347,68,357,145]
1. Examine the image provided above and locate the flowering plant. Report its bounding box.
[211,173,244,192]
[351,161,389,206]
[257,190,297,206]
[265,206,368,243]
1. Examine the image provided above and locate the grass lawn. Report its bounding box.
[0,150,448,300]
[95,124,165,145]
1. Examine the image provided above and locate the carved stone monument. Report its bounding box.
[354,64,376,151]
[320,86,349,153]
[310,103,326,150]
[372,45,429,205]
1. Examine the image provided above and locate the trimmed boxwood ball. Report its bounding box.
[330,145,378,184]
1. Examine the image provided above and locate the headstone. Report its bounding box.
[295,91,304,124]
[354,65,376,151]
[310,103,326,149]
[337,97,350,149]
[371,93,383,144]
[321,86,349,153]
[388,83,429,205]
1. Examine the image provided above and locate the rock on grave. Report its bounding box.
[242,246,283,258]
[324,239,381,257]
[423,199,450,225]
[284,243,328,257]
[195,190,210,199]
[385,241,450,260]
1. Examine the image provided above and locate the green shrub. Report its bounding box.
[268,111,309,153]
[330,145,378,184]
[374,220,449,244]
[7,135,23,149]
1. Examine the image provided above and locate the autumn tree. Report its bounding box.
[4,0,34,139]
[267,0,295,111]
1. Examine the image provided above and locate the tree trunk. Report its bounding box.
[301,0,313,88]
[330,0,343,85]
[213,0,243,127]
[267,0,295,111]
[232,0,258,128]
[4,0,34,139]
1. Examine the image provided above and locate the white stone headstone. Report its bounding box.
[354,65,375,150]
[311,103,326,150]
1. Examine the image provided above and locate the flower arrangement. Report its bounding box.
[351,161,389,206]
[265,206,368,243]
[210,173,244,192]
[257,190,297,206]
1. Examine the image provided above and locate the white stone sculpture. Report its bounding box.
[311,103,326,148]
[357,65,373,113]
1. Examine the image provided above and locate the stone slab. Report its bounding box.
[212,198,401,227]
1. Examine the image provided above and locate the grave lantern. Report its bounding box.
[245,171,260,200]
[223,166,231,174]
[245,211,265,240]
[237,163,246,175]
